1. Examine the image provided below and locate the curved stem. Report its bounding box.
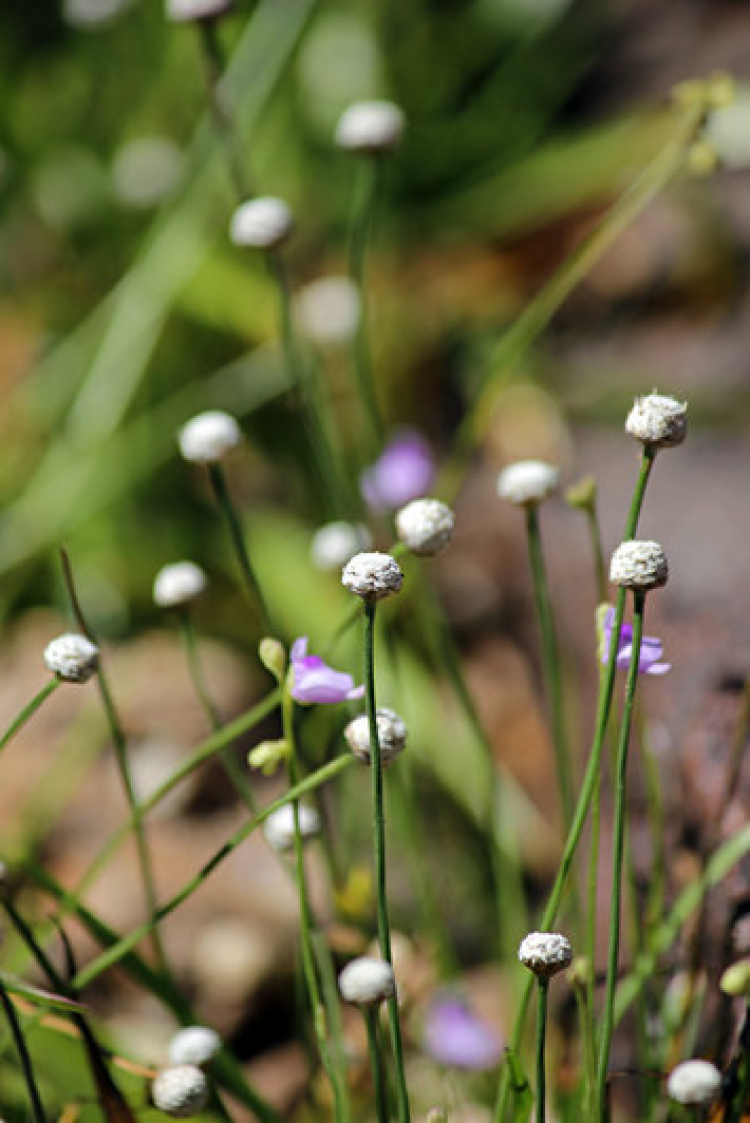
[535,981,549,1123]
[0,678,59,756]
[208,462,273,635]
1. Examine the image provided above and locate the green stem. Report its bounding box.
[348,157,383,448]
[208,461,274,635]
[535,981,548,1123]
[584,503,608,606]
[573,976,597,1118]
[595,590,645,1118]
[0,678,59,756]
[198,19,249,200]
[0,979,47,1123]
[365,1007,390,1123]
[364,600,410,1123]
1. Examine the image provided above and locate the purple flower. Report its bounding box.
[601,606,670,676]
[290,638,365,704]
[360,429,436,512]
[422,995,503,1071]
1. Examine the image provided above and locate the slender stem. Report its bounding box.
[572,975,597,1119]
[0,678,59,756]
[198,19,249,200]
[348,157,383,448]
[535,981,549,1123]
[585,503,608,605]
[595,590,646,1118]
[364,600,410,1123]
[0,979,47,1123]
[726,1003,750,1123]
[208,462,273,635]
[365,1007,390,1123]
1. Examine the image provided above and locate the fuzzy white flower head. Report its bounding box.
[44,634,99,684]
[338,956,396,1005]
[518,931,572,979]
[229,197,294,250]
[345,707,407,767]
[335,100,405,154]
[609,540,668,591]
[311,521,373,571]
[395,498,455,557]
[295,276,361,346]
[153,562,207,608]
[666,1060,722,1106]
[263,804,321,853]
[497,460,559,507]
[625,392,687,449]
[341,552,404,601]
[168,1025,221,1067]
[112,137,183,210]
[178,411,241,464]
[64,0,134,29]
[151,1065,209,1117]
[165,0,234,22]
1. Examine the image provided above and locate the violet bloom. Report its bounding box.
[290,637,365,704]
[600,606,670,676]
[422,995,503,1071]
[360,429,435,512]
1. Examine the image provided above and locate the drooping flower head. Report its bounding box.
[289,637,364,704]
[422,995,503,1071]
[361,429,436,513]
[599,606,670,676]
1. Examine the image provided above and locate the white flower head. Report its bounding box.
[263,804,321,853]
[625,392,687,449]
[667,1060,722,1106]
[168,1025,221,1067]
[609,540,668,592]
[295,276,360,346]
[229,197,294,250]
[335,100,405,154]
[153,562,207,608]
[497,460,559,507]
[341,552,403,601]
[338,956,396,1005]
[112,136,183,210]
[395,498,455,557]
[518,931,572,979]
[151,1065,209,1117]
[44,634,99,684]
[165,0,234,22]
[311,521,372,571]
[345,707,407,767]
[178,410,241,464]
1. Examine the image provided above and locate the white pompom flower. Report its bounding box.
[609,541,668,592]
[151,1064,209,1117]
[178,411,241,464]
[338,956,396,1005]
[625,392,687,449]
[168,1025,221,1067]
[165,0,234,22]
[341,552,403,601]
[666,1059,722,1106]
[518,932,572,979]
[310,521,372,571]
[44,634,99,684]
[295,276,361,346]
[344,707,407,767]
[335,100,405,154]
[497,460,559,507]
[395,498,455,557]
[153,562,207,608]
[229,197,294,250]
[263,804,321,853]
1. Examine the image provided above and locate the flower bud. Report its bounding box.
[153,562,207,608]
[395,498,455,557]
[168,1026,221,1067]
[258,637,286,683]
[341,552,403,601]
[263,804,320,853]
[247,738,289,776]
[178,410,241,464]
[518,931,572,979]
[229,197,294,250]
[720,958,750,998]
[152,1065,209,1117]
[338,956,396,1005]
[565,475,597,513]
[496,460,559,507]
[625,393,687,449]
[44,634,99,684]
[609,541,668,591]
[335,100,405,154]
[165,0,234,21]
[666,1059,722,1106]
[344,708,407,767]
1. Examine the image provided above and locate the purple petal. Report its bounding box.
[360,429,436,512]
[601,609,670,677]
[290,637,308,661]
[290,637,364,704]
[422,997,503,1071]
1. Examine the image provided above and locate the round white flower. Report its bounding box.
[229,197,294,250]
[152,1065,209,1117]
[518,931,572,979]
[112,136,183,210]
[609,541,668,591]
[625,393,687,449]
[165,0,234,21]
[341,552,403,601]
[263,804,321,853]
[295,277,360,346]
[311,521,372,571]
[344,708,407,767]
[338,956,396,1005]
[666,1059,722,1106]
[153,562,207,608]
[44,634,99,684]
[168,1025,221,1067]
[395,498,455,557]
[335,101,405,154]
[178,411,241,464]
[497,460,559,507]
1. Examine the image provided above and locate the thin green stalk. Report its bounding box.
[572,973,596,1118]
[0,678,59,756]
[365,1007,390,1123]
[726,1003,750,1123]
[207,461,274,635]
[198,19,250,200]
[364,600,410,1123]
[0,980,47,1123]
[535,980,549,1123]
[595,590,645,1119]
[586,504,608,605]
[494,450,655,1123]
[348,157,383,448]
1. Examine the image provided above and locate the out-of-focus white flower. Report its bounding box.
[178,411,241,464]
[335,100,405,153]
[311,521,372,571]
[151,1065,209,1117]
[168,1026,221,1067]
[395,498,455,557]
[63,0,134,29]
[667,1060,722,1106]
[165,0,234,22]
[229,197,295,250]
[153,562,207,608]
[112,137,183,210]
[338,956,396,1004]
[497,460,559,507]
[706,90,750,170]
[295,277,360,346]
[264,804,321,853]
